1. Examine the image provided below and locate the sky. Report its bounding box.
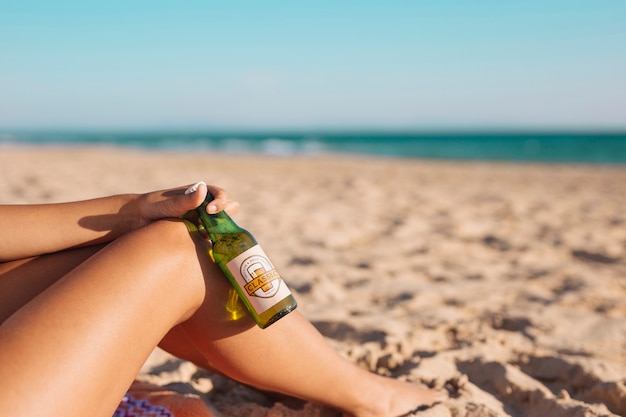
[0,1,625,131]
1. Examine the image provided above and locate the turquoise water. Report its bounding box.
[1,131,626,164]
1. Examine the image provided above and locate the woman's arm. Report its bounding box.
[0,182,239,262]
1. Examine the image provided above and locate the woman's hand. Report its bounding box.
[135,181,240,228]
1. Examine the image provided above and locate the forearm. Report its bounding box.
[0,194,140,262]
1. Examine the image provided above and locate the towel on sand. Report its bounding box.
[114,381,217,417]
[113,393,173,417]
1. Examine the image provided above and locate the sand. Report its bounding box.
[1,145,625,417]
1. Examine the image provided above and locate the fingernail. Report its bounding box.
[208,204,218,213]
[185,181,206,195]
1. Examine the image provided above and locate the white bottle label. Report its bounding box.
[226,245,292,314]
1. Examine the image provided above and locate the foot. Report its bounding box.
[342,375,446,417]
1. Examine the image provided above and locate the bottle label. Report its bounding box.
[226,245,292,314]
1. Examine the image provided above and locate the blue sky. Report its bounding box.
[1,1,624,130]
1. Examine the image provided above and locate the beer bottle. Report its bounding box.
[194,191,297,328]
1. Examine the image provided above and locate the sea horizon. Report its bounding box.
[1,129,626,165]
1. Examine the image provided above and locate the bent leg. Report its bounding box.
[164,257,442,417]
[0,220,207,417]
[0,218,441,417]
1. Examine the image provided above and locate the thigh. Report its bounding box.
[0,220,205,417]
[0,245,104,323]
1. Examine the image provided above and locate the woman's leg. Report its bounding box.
[159,249,442,416]
[0,219,441,417]
[0,220,207,417]
[172,307,441,417]
[0,245,104,323]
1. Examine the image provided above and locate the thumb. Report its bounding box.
[182,181,208,210]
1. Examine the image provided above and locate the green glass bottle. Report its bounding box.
[195,192,297,328]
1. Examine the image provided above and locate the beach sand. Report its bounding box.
[1,145,625,416]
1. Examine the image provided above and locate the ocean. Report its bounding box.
[1,131,626,165]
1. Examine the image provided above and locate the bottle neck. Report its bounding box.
[196,193,242,237]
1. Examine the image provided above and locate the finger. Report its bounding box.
[184,181,208,211]
[184,181,206,196]
[205,185,232,214]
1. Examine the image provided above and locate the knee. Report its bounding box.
[128,219,209,313]
[144,218,202,248]
[136,219,200,256]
